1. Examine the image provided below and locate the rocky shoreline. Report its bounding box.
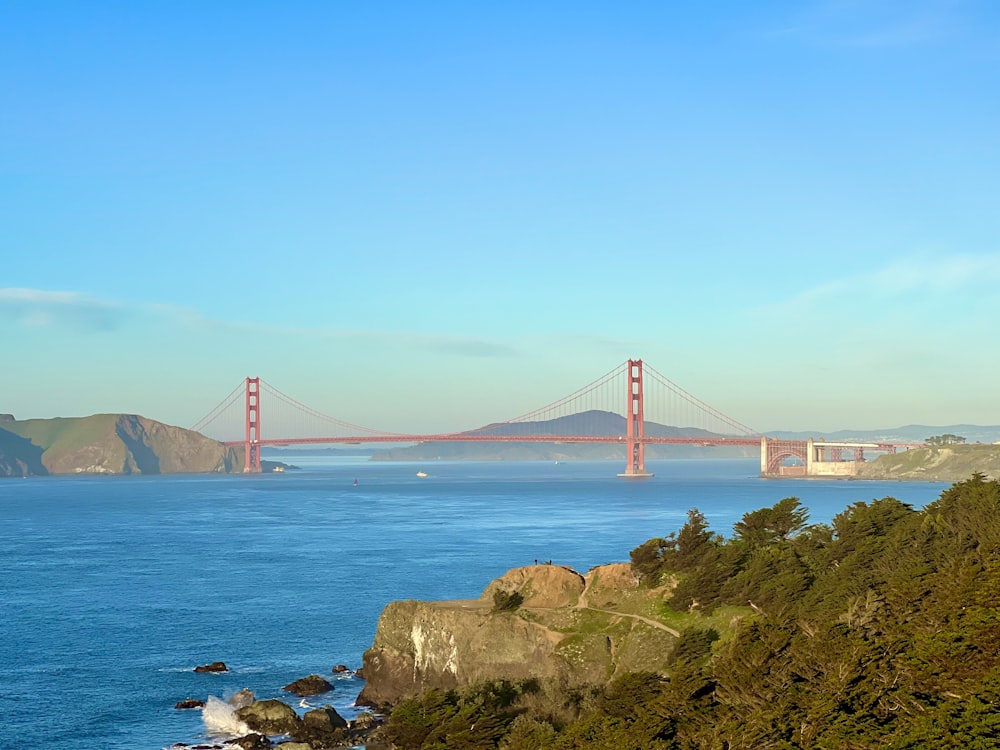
[171,664,387,750]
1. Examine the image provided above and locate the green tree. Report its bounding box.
[926,433,966,445]
[732,497,808,549]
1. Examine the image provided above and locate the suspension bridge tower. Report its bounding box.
[618,359,654,478]
[244,376,262,473]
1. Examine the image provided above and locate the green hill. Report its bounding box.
[0,414,247,476]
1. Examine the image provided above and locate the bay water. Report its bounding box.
[0,458,950,749]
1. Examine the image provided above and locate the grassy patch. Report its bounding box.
[8,415,117,452]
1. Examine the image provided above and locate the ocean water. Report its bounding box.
[0,458,951,749]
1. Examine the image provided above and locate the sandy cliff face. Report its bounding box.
[358,563,678,709]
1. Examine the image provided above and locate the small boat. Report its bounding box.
[416,471,428,478]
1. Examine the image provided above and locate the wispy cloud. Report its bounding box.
[0,287,524,358]
[757,253,1000,317]
[0,288,126,331]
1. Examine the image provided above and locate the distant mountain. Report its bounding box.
[261,445,378,457]
[468,410,721,439]
[372,410,755,462]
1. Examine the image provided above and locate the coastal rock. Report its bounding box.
[351,712,379,731]
[358,563,677,708]
[194,661,228,673]
[282,674,333,696]
[304,706,348,731]
[331,664,350,674]
[175,698,206,709]
[289,706,349,746]
[227,734,272,749]
[235,699,302,736]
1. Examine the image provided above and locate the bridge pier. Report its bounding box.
[618,359,654,478]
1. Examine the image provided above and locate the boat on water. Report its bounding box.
[416,471,428,478]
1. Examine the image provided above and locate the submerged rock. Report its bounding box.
[194,661,228,673]
[227,734,272,749]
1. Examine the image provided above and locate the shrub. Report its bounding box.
[492,589,525,612]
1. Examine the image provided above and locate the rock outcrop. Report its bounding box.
[282,674,334,696]
[235,699,303,736]
[358,562,678,709]
[195,661,229,673]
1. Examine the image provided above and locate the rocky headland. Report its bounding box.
[0,413,280,477]
[358,562,697,709]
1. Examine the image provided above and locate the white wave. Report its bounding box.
[202,695,251,738]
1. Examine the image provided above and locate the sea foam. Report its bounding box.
[202,695,251,738]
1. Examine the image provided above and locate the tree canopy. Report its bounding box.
[382,475,1000,749]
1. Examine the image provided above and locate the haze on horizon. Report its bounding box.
[2,1,998,435]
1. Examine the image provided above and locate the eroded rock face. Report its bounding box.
[358,598,560,708]
[357,563,676,709]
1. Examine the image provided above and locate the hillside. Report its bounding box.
[0,414,250,477]
[364,475,1000,749]
[857,443,1000,482]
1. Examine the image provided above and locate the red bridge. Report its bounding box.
[191,359,920,477]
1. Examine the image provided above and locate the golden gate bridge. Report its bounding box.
[191,359,919,477]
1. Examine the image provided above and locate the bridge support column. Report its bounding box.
[244,376,261,473]
[618,359,653,478]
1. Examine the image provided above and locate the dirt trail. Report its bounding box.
[576,574,681,637]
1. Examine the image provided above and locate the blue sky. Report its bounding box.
[2,0,999,434]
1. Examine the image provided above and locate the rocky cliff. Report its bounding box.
[357,563,681,709]
[0,414,246,476]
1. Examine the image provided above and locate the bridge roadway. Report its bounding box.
[224,435,766,447]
